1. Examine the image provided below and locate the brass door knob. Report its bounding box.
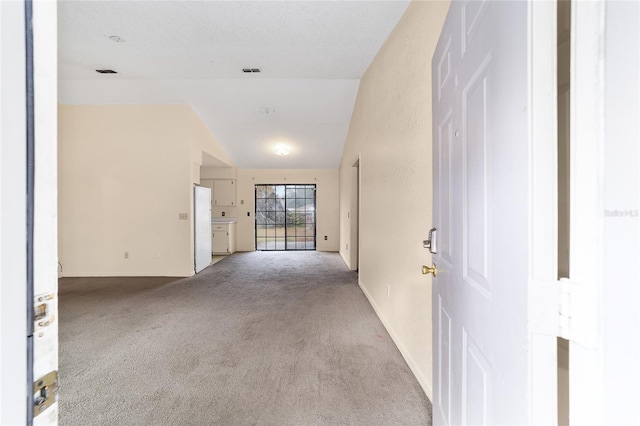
[422,263,437,277]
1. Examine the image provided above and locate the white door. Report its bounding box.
[431,1,557,424]
[194,186,211,273]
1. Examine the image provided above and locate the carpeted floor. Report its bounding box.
[59,251,431,425]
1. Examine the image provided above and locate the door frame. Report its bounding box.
[528,1,561,424]
[567,1,640,423]
[1,1,29,421]
[1,0,58,423]
[566,1,604,422]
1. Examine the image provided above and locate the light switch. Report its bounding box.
[178,213,188,220]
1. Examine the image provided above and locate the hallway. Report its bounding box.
[59,252,430,425]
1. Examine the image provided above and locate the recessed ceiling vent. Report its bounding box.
[258,107,275,115]
[242,68,261,73]
[96,69,117,74]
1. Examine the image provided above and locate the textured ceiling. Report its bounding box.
[58,0,411,168]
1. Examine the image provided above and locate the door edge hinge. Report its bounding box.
[557,277,597,347]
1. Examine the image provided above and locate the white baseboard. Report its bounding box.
[357,279,433,401]
[59,271,193,278]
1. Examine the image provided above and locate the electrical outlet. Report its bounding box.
[124,251,129,259]
[241,200,244,205]
[222,211,225,216]
[178,213,188,220]
[324,235,328,240]
[247,212,250,217]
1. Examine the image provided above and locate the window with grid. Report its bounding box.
[255,184,316,251]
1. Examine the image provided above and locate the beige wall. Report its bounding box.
[338,0,449,399]
[201,168,339,252]
[59,104,230,277]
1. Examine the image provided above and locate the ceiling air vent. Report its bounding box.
[242,68,261,73]
[96,69,117,74]
[258,107,275,115]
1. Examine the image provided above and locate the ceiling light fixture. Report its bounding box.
[109,35,125,43]
[274,144,290,156]
[242,68,261,73]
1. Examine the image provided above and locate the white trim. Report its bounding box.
[527,1,560,424]
[568,1,606,424]
[357,278,433,399]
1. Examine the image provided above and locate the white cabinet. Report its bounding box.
[212,222,236,255]
[213,179,236,206]
[200,179,215,209]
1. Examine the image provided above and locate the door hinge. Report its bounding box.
[34,293,56,330]
[33,371,58,417]
[558,278,572,340]
[557,278,597,347]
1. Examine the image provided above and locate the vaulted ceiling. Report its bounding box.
[58,0,411,168]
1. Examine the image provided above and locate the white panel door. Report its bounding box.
[194,186,211,273]
[432,1,556,424]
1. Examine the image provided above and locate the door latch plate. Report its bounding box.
[33,371,59,417]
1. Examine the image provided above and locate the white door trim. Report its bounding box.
[568,2,605,423]
[568,1,640,424]
[527,1,560,424]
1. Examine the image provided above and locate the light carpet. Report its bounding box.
[59,251,431,425]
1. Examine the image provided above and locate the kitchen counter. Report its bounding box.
[211,217,237,224]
